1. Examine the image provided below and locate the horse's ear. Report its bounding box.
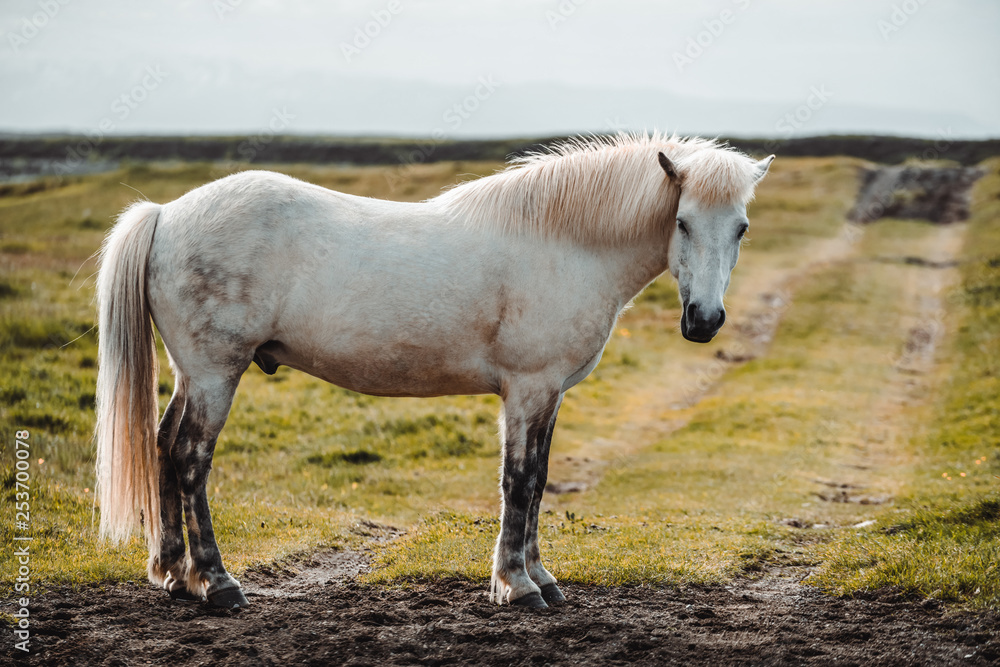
[658,152,678,181]
[754,155,775,183]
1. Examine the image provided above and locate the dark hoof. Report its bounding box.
[168,587,203,602]
[208,587,249,609]
[510,591,548,609]
[540,583,566,605]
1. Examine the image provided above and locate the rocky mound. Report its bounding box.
[849,166,983,224]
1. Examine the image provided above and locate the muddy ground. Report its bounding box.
[3,548,997,666]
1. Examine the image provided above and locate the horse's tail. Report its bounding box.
[95,201,162,547]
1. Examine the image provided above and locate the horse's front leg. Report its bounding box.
[491,386,560,608]
[524,393,566,605]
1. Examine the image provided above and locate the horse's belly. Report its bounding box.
[269,339,496,398]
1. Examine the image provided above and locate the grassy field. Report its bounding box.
[1,156,997,608]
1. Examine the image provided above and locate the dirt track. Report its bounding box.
[4,549,998,666]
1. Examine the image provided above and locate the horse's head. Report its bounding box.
[668,154,774,343]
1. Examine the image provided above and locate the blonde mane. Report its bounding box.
[432,132,763,244]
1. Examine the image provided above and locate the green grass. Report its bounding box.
[812,499,1000,604]
[807,158,1000,604]
[367,511,780,586]
[1,156,997,609]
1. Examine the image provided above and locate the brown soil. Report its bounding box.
[3,550,997,666]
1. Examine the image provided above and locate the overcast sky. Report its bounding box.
[2,0,998,138]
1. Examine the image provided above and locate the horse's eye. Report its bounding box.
[737,225,748,240]
[677,219,688,235]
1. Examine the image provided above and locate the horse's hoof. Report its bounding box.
[168,587,203,602]
[539,583,566,605]
[207,586,249,609]
[510,591,548,609]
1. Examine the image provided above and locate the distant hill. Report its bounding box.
[1,134,998,180]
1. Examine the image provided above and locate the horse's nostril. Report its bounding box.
[686,303,726,330]
[686,302,698,323]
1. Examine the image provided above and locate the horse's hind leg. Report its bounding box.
[491,384,561,608]
[147,383,196,600]
[524,393,565,605]
[172,371,248,608]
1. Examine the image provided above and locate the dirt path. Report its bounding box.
[7,553,997,666]
[804,221,966,509]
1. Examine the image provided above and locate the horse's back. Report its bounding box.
[158,170,386,244]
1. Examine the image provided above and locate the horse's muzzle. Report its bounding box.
[681,302,725,343]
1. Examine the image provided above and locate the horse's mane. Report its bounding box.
[431,132,763,244]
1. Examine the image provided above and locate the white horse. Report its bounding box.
[95,133,773,609]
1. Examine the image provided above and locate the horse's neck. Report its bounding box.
[602,229,673,309]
